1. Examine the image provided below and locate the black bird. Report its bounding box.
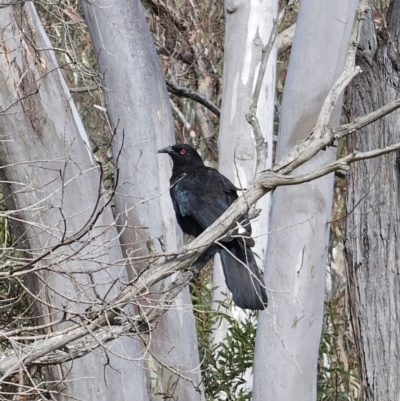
[158,143,268,310]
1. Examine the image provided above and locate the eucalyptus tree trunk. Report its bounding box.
[345,2,400,399]
[253,1,358,400]
[80,1,204,400]
[0,4,148,401]
[214,0,277,328]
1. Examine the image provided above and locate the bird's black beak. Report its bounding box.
[157,146,173,154]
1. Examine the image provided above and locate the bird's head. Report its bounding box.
[157,144,204,167]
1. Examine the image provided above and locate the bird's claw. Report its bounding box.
[187,264,201,278]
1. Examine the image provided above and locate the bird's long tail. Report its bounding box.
[219,241,268,310]
[192,244,219,272]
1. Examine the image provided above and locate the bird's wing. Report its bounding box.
[211,169,253,240]
[171,168,237,231]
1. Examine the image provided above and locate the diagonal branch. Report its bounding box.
[333,98,400,139]
[166,80,221,117]
[4,131,400,375]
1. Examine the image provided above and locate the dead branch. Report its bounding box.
[246,6,287,178]
[166,80,220,117]
[3,127,400,375]
[333,98,400,139]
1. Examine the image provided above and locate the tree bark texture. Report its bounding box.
[345,2,400,400]
[80,1,204,400]
[253,1,358,400]
[0,4,148,401]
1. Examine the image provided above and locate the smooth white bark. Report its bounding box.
[214,0,277,396]
[216,0,277,318]
[0,4,148,400]
[253,1,358,400]
[80,1,204,399]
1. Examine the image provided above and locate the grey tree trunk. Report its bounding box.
[253,1,358,400]
[214,0,277,393]
[345,2,400,399]
[0,4,148,401]
[214,0,277,323]
[80,1,204,400]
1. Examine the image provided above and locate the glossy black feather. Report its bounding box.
[158,144,267,310]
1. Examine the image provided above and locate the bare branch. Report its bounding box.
[163,20,295,124]
[69,85,99,93]
[3,122,400,378]
[248,7,286,116]
[245,7,287,177]
[166,80,221,117]
[333,98,400,139]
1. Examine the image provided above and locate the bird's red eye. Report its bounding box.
[180,149,187,155]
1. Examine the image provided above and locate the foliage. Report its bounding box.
[190,269,256,401]
[192,268,360,401]
[318,291,359,401]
